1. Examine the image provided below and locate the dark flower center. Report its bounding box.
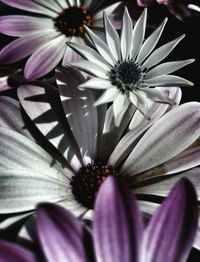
[54,6,93,37]
[109,60,143,94]
[70,163,117,209]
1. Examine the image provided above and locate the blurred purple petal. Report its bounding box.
[37,203,87,262]
[141,178,198,262]
[94,176,143,262]
[0,241,35,262]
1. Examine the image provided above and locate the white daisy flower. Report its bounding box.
[67,8,194,123]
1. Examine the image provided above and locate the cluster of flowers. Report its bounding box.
[0,0,199,261]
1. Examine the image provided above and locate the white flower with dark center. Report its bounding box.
[68,8,194,122]
[0,0,120,79]
[1,68,200,250]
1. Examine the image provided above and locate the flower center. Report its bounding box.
[109,60,143,94]
[70,163,117,209]
[54,6,93,37]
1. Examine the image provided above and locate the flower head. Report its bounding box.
[0,177,198,262]
[0,67,200,244]
[0,0,120,80]
[68,8,194,122]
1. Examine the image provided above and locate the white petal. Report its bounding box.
[143,75,193,86]
[18,84,82,169]
[70,61,108,78]
[104,12,121,62]
[142,34,185,69]
[121,102,200,175]
[113,93,128,124]
[93,2,121,20]
[146,59,195,78]
[129,91,151,119]
[94,87,119,106]
[134,168,200,200]
[121,7,133,60]
[131,8,147,60]
[84,25,115,65]
[79,78,111,89]
[136,18,168,64]
[0,169,69,214]
[0,127,70,181]
[67,42,110,70]
[139,87,176,104]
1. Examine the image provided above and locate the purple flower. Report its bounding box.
[0,177,198,261]
[0,0,120,80]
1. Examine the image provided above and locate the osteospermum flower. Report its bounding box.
[68,8,194,122]
[0,0,120,80]
[0,177,198,262]
[0,67,200,247]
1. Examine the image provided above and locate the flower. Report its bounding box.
[67,8,194,122]
[0,67,200,246]
[0,0,120,80]
[0,177,198,262]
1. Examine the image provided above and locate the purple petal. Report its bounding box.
[1,0,57,16]
[0,240,35,262]
[0,16,53,37]
[37,203,87,262]
[0,30,57,64]
[141,178,198,262]
[93,176,144,262]
[24,35,66,79]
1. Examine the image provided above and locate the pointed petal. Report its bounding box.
[141,179,198,262]
[94,176,144,262]
[79,77,111,89]
[143,75,193,86]
[104,12,121,62]
[67,42,110,70]
[56,67,98,163]
[113,93,128,124]
[24,35,66,80]
[121,7,133,60]
[84,25,115,65]
[0,241,35,262]
[94,87,119,106]
[121,102,200,175]
[146,59,195,78]
[37,204,87,262]
[70,60,108,78]
[142,34,185,69]
[136,18,168,64]
[131,8,147,59]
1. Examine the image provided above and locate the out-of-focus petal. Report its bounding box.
[94,176,143,262]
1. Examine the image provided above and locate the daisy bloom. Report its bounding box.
[0,67,200,247]
[0,0,120,80]
[68,8,194,122]
[0,177,198,262]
